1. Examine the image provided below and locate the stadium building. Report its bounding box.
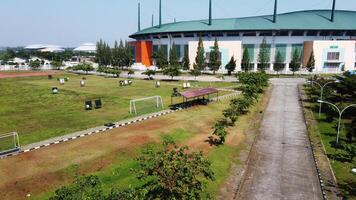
[129,0,356,73]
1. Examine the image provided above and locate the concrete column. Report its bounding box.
[285,63,290,72]
[270,63,274,71]
[253,63,258,72]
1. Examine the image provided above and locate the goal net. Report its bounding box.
[130,96,164,115]
[0,132,20,155]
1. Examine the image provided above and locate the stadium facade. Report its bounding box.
[129,0,356,73]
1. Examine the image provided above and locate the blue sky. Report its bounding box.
[1,0,355,47]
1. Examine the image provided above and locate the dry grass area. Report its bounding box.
[0,85,270,200]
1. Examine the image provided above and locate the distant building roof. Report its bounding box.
[131,10,356,38]
[25,44,63,52]
[74,43,96,52]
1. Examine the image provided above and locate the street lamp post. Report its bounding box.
[308,80,338,117]
[317,100,356,145]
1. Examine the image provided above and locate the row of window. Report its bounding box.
[151,44,304,63]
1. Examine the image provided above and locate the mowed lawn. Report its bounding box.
[0,72,234,147]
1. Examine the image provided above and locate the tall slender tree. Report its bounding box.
[169,43,179,66]
[209,38,221,74]
[182,51,190,70]
[112,40,120,67]
[241,47,251,72]
[156,46,168,69]
[273,50,284,74]
[290,48,301,75]
[195,37,205,71]
[258,38,270,71]
[306,51,315,73]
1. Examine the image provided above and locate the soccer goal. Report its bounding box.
[0,132,20,155]
[130,96,164,115]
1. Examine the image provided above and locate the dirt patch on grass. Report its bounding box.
[0,71,56,79]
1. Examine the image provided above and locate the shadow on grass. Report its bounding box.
[339,181,356,198]
[205,136,223,147]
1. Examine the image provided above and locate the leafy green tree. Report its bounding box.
[194,37,205,71]
[230,97,252,115]
[306,51,315,73]
[29,60,41,70]
[135,140,215,199]
[223,106,239,126]
[344,143,356,162]
[142,69,156,79]
[49,175,106,200]
[225,56,236,75]
[213,120,228,144]
[51,60,62,70]
[182,50,190,70]
[241,47,251,72]
[258,38,270,71]
[73,63,94,74]
[163,65,181,80]
[290,48,301,75]
[209,38,221,74]
[273,50,285,74]
[190,65,201,80]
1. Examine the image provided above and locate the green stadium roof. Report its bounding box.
[130,10,356,38]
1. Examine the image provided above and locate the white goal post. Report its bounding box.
[0,132,20,155]
[130,96,164,115]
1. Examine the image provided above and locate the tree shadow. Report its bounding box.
[339,181,356,198]
[205,136,222,147]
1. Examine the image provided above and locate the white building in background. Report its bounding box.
[129,1,356,73]
[74,43,96,53]
[24,44,64,53]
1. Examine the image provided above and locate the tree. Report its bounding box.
[194,37,205,71]
[156,46,168,69]
[135,140,214,199]
[344,143,356,162]
[29,60,41,70]
[258,38,270,71]
[73,63,94,74]
[225,56,236,75]
[209,38,221,74]
[123,41,133,67]
[163,65,181,80]
[49,175,106,200]
[142,69,156,80]
[290,48,301,75]
[273,50,285,74]
[190,64,201,81]
[241,47,251,72]
[223,106,239,126]
[213,120,228,144]
[169,43,179,66]
[182,50,190,70]
[112,40,120,67]
[51,61,62,70]
[306,51,315,73]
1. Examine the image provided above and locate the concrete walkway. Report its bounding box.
[237,78,322,200]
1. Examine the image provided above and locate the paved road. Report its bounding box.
[237,78,322,200]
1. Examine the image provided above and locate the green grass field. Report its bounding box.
[304,88,356,198]
[0,72,234,147]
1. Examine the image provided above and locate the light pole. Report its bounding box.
[317,100,356,145]
[308,80,338,117]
